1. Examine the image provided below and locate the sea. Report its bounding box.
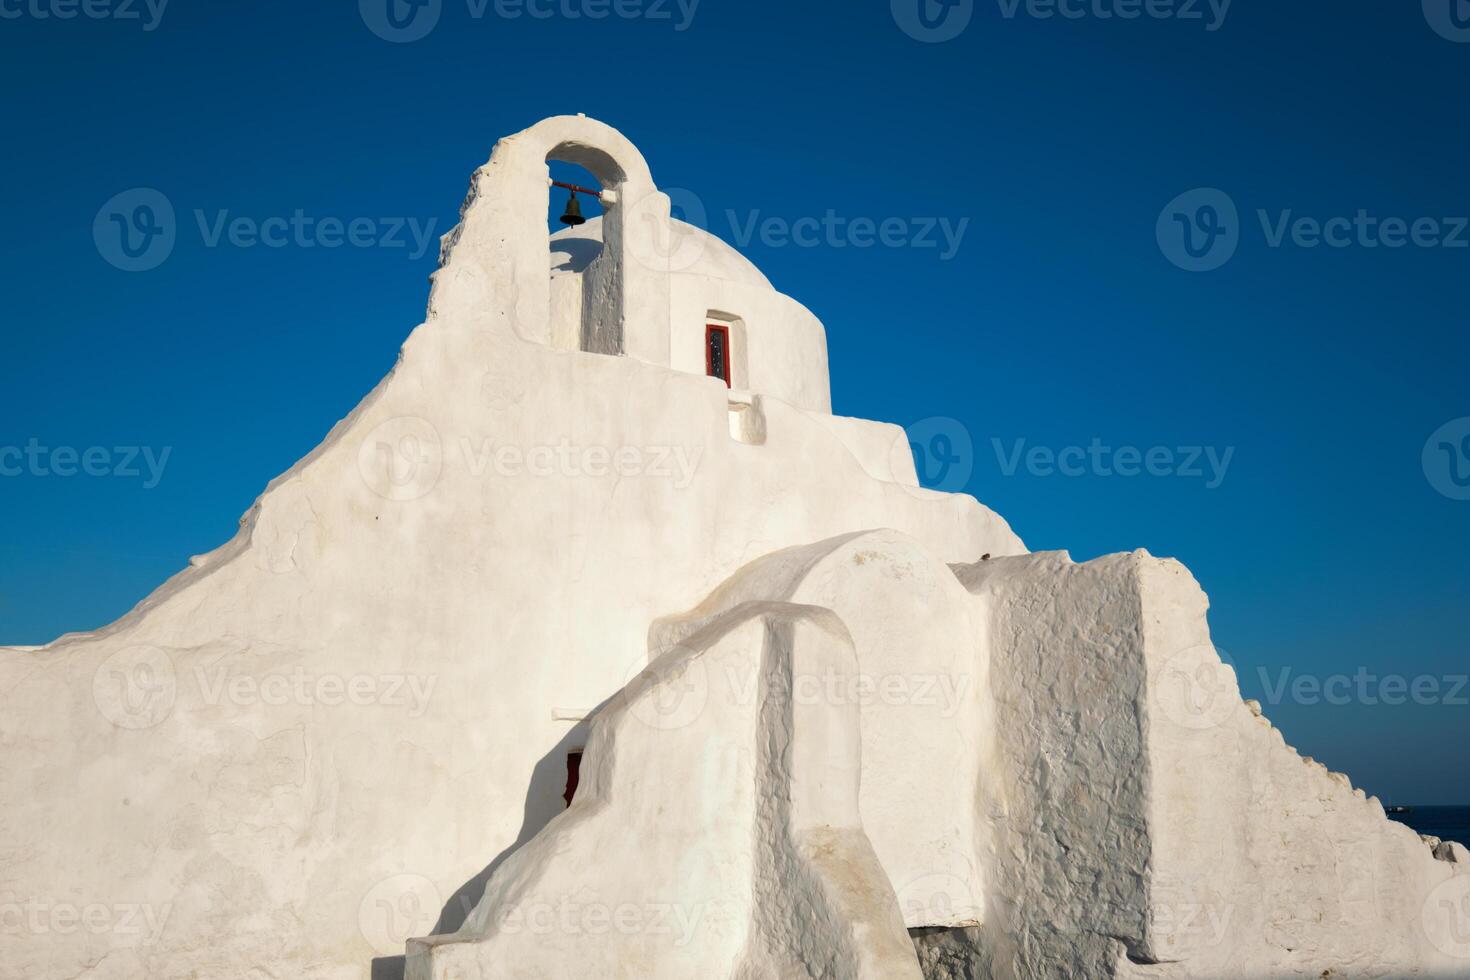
[1386,805,1470,846]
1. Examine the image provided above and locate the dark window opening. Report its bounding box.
[563,751,583,808]
[706,324,731,387]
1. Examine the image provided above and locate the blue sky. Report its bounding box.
[1,0,1467,803]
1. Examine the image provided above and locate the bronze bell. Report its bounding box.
[559,191,586,227]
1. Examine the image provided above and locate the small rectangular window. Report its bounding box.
[706,324,731,387]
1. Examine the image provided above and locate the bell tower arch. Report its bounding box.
[429,115,674,368]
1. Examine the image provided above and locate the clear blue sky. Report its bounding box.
[1,0,1466,803]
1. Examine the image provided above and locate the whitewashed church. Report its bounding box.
[2,115,1467,980]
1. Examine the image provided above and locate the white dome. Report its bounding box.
[550,216,773,290]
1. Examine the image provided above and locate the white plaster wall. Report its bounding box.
[810,414,921,486]
[652,530,994,931]
[547,267,583,351]
[953,549,1470,980]
[1135,557,1470,978]
[0,116,1022,980]
[668,274,831,413]
[549,217,832,413]
[408,603,920,980]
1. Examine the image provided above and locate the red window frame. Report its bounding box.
[705,324,731,387]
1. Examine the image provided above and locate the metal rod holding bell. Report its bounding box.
[550,179,618,226]
[553,180,595,227]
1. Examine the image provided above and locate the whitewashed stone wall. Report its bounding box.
[2,115,1464,980]
[407,603,919,980]
[0,116,1020,980]
[953,549,1470,979]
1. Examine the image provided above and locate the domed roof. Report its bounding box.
[550,216,772,290]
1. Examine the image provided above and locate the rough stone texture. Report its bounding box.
[954,549,1470,979]
[956,551,1155,978]
[405,603,921,980]
[910,926,991,980]
[1435,842,1469,865]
